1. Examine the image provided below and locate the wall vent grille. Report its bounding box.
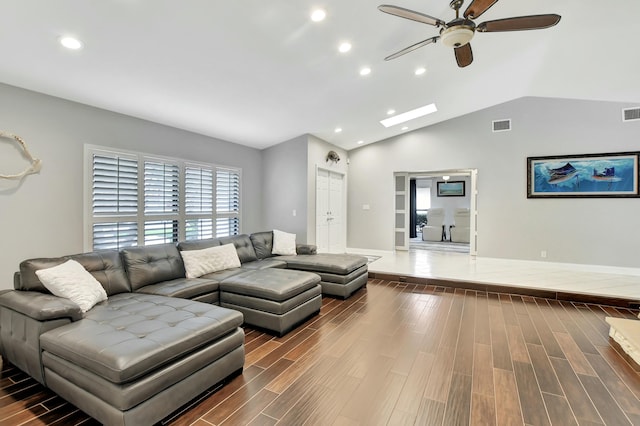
[622,107,640,122]
[492,119,511,132]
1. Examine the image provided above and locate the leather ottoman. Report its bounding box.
[278,253,368,299]
[39,293,245,426]
[220,268,322,336]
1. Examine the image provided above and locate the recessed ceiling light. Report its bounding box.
[359,67,371,76]
[402,126,409,131]
[335,127,342,133]
[380,103,438,128]
[338,42,352,53]
[357,141,364,145]
[415,67,426,76]
[387,109,396,116]
[60,36,83,50]
[311,9,326,22]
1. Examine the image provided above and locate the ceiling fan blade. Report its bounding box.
[385,36,439,61]
[477,14,561,32]
[378,5,445,27]
[454,43,473,68]
[463,0,499,19]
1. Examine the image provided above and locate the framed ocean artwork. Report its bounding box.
[527,152,640,198]
[437,180,465,197]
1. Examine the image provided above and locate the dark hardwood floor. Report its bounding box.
[1,279,639,425]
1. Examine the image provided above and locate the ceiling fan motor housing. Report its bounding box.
[440,19,476,47]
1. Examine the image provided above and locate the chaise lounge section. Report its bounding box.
[0,250,244,425]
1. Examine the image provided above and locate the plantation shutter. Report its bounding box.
[92,222,138,250]
[144,161,179,214]
[92,154,138,215]
[144,160,179,244]
[216,168,240,237]
[185,165,214,240]
[91,153,139,250]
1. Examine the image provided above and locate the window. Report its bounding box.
[416,186,431,228]
[86,146,241,251]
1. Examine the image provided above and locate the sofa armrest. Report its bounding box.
[296,244,317,255]
[0,291,83,322]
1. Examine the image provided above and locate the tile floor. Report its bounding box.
[357,249,640,301]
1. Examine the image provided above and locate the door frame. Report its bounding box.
[396,169,478,255]
[315,166,347,253]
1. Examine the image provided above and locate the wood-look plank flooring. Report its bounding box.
[1,279,639,425]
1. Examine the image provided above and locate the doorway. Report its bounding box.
[394,169,477,255]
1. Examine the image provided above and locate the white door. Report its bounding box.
[316,168,345,253]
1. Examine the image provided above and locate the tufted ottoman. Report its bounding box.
[220,268,322,336]
[39,293,245,426]
[278,253,369,299]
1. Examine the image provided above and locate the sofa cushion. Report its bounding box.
[249,231,274,259]
[177,238,222,252]
[241,259,287,270]
[219,234,258,264]
[39,293,243,384]
[121,244,186,291]
[180,244,241,278]
[200,268,246,282]
[135,277,220,299]
[18,250,131,295]
[272,229,297,256]
[35,260,108,312]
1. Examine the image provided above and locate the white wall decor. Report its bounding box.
[0,132,42,180]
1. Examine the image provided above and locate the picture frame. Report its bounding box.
[527,151,640,198]
[437,180,465,197]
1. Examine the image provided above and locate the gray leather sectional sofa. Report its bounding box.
[0,230,367,425]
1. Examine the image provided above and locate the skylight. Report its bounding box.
[380,104,437,128]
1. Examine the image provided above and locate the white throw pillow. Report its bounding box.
[272,229,297,256]
[181,243,241,278]
[35,259,108,312]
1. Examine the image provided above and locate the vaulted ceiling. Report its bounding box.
[1,0,638,150]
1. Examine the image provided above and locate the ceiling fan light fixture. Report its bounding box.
[440,25,474,47]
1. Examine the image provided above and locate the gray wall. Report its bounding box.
[0,83,263,290]
[261,134,348,244]
[347,97,640,268]
[261,135,308,240]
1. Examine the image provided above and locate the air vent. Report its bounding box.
[492,119,511,132]
[622,107,640,122]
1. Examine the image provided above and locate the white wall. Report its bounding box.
[347,96,640,268]
[0,83,263,290]
[261,135,308,240]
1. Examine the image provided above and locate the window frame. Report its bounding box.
[84,145,242,251]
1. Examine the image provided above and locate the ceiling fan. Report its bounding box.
[379,0,561,67]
